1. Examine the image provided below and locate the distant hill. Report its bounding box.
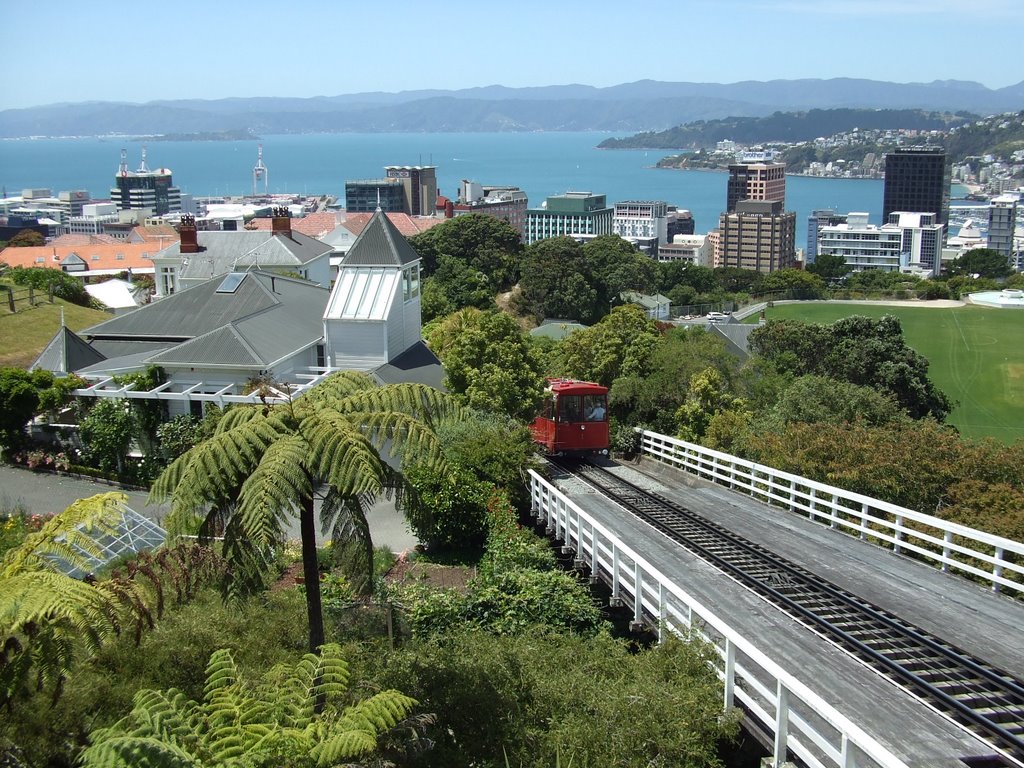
[598,109,973,150]
[1,78,1022,138]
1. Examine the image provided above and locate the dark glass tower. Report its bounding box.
[882,147,950,229]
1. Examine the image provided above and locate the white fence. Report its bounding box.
[638,430,1024,596]
[529,470,910,768]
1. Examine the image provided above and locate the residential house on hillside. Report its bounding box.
[620,290,672,321]
[149,211,332,297]
[32,209,442,417]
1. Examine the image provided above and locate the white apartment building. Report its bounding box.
[819,212,944,276]
[657,234,711,266]
[67,203,120,235]
[613,200,668,242]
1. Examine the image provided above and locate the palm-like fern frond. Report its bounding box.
[83,644,414,767]
[1,493,126,578]
[235,434,311,550]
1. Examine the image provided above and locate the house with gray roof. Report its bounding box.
[34,210,443,416]
[150,211,332,298]
[620,290,672,321]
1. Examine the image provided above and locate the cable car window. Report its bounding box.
[540,396,554,420]
[584,395,607,421]
[558,395,582,423]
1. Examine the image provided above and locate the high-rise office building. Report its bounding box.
[718,200,796,273]
[345,178,406,213]
[110,148,181,216]
[988,193,1019,262]
[726,161,786,213]
[882,147,950,230]
[384,166,437,217]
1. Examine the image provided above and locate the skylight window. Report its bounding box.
[216,272,246,293]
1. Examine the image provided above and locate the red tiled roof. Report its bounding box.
[340,212,445,238]
[129,224,181,243]
[247,211,339,239]
[0,242,159,273]
[48,234,120,247]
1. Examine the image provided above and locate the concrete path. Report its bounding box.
[0,464,419,553]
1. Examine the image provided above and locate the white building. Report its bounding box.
[613,200,669,243]
[656,234,711,266]
[67,203,120,235]
[819,211,944,276]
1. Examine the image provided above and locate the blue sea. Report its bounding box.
[0,132,968,251]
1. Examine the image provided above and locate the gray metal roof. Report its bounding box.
[158,230,332,281]
[708,320,757,361]
[372,342,445,391]
[80,272,328,371]
[30,327,106,375]
[342,209,422,267]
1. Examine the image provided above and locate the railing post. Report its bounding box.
[789,478,797,512]
[723,640,736,711]
[894,515,904,554]
[658,582,666,643]
[860,502,870,540]
[773,681,790,768]
[634,562,643,624]
[611,544,620,602]
[831,493,839,530]
[6,287,14,313]
[942,530,953,573]
[993,547,1005,593]
[590,524,598,574]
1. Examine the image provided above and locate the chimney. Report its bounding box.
[445,200,454,219]
[179,214,200,254]
[271,206,292,238]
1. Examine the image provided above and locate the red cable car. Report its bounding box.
[529,378,609,456]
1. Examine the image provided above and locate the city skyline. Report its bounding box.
[3,0,1023,112]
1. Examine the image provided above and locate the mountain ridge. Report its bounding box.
[3,78,1022,138]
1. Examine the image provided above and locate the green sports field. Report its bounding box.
[753,302,1024,444]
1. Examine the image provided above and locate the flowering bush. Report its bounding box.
[16,450,70,472]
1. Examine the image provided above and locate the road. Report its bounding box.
[0,465,419,553]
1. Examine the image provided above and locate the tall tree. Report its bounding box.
[408,213,523,289]
[149,371,457,654]
[582,234,657,307]
[516,237,598,323]
[805,252,852,281]
[947,248,1013,279]
[749,315,952,420]
[558,304,660,387]
[428,308,545,421]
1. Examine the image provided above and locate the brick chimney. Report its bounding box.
[271,206,292,237]
[178,214,200,254]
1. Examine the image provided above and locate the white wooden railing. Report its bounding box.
[529,470,909,768]
[638,430,1024,596]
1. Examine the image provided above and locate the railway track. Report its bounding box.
[552,458,1024,765]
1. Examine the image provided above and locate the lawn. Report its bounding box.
[752,302,1024,444]
[0,296,111,369]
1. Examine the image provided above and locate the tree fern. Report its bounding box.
[81,644,420,768]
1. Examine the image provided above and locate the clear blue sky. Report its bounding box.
[3,0,1022,111]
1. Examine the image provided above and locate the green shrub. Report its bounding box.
[0,587,308,767]
[403,463,492,549]
[350,629,738,768]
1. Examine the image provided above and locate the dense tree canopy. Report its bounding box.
[428,308,546,421]
[748,315,952,420]
[611,326,740,433]
[408,213,523,290]
[0,368,82,450]
[805,252,853,281]
[947,247,1013,279]
[581,234,657,307]
[754,268,826,298]
[556,304,660,387]
[515,237,598,323]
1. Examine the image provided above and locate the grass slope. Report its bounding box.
[0,298,111,369]
[757,303,1024,444]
